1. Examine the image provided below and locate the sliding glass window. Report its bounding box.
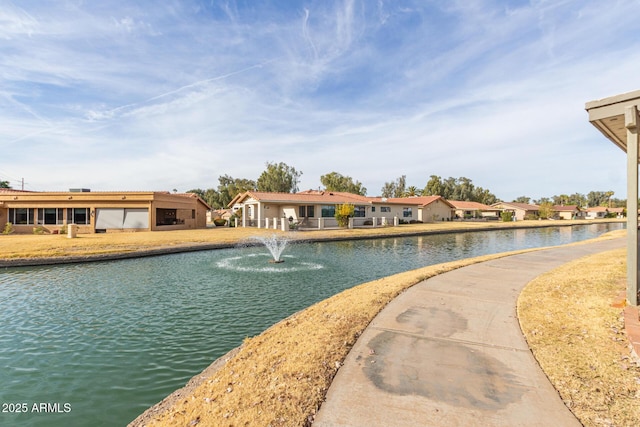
[38,208,64,225]
[67,208,90,225]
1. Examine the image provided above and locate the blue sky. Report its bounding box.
[2,0,639,201]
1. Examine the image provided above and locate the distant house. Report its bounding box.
[448,200,502,220]
[585,206,625,219]
[0,188,211,234]
[552,205,585,220]
[228,191,454,229]
[491,202,540,221]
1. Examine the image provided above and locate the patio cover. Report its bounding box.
[586,89,640,306]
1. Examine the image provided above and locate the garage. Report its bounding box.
[95,208,149,230]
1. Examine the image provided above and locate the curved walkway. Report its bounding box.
[313,238,627,427]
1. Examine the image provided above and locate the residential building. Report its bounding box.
[448,200,502,220]
[228,190,454,229]
[552,205,586,220]
[0,188,211,234]
[491,202,540,221]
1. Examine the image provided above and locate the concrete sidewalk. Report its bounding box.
[313,238,626,427]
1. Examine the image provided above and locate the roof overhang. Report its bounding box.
[586,89,640,160]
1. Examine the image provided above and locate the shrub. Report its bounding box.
[2,222,14,235]
[334,203,355,228]
[500,211,513,222]
[213,218,227,227]
[33,226,46,235]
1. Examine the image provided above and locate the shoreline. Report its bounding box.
[0,219,624,268]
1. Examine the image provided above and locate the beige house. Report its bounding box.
[448,200,501,220]
[552,205,585,220]
[228,191,454,229]
[0,188,210,234]
[491,202,540,221]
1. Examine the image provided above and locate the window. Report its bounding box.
[299,205,315,217]
[321,205,335,218]
[38,208,64,225]
[9,208,34,225]
[67,208,90,225]
[354,206,366,217]
[403,207,413,218]
[381,206,391,213]
[192,209,196,219]
[371,207,376,212]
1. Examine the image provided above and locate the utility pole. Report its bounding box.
[21,178,24,191]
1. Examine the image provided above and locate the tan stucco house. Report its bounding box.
[229,191,454,229]
[491,202,540,221]
[552,205,585,220]
[0,188,211,234]
[448,200,501,220]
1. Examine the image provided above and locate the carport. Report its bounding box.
[586,90,640,306]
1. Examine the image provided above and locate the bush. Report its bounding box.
[213,218,227,227]
[33,226,46,235]
[2,222,14,235]
[335,203,355,228]
[500,211,513,222]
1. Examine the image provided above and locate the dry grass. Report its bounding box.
[3,220,633,426]
[518,247,640,426]
[133,250,533,427]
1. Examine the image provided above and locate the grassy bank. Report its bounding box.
[129,228,637,427]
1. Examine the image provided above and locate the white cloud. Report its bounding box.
[1,0,639,202]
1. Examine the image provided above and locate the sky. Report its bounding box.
[2,0,640,202]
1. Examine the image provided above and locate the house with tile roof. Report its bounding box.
[585,206,625,219]
[448,200,502,220]
[491,202,540,221]
[228,191,454,229]
[551,205,586,220]
[0,188,211,234]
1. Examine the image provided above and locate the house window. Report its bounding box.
[299,205,315,217]
[38,208,64,225]
[9,208,34,225]
[371,207,376,212]
[354,206,366,217]
[381,206,391,213]
[67,208,90,225]
[321,205,335,218]
[403,207,412,218]
[192,209,196,219]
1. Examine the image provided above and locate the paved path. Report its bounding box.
[313,238,625,427]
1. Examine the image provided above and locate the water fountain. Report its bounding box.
[251,234,289,263]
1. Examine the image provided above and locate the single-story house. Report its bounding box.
[0,188,211,234]
[491,202,540,221]
[448,200,502,219]
[585,206,625,219]
[228,190,454,229]
[208,209,233,225]
[552,205,586,220]
[369,196,455,223]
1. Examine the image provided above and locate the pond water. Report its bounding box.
[0,223,624,426]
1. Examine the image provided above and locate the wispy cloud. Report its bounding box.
[1,0,638,200]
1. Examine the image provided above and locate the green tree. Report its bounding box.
[320,172,367,195]
[216,175,256,208]
[334,203,355,228]
[405,186,419,197]
[423,175,443,197]
[256,162,302,193]
[381,175,406,198]
[538,202,554,219]
[513,196,531,204]
[0,181,10,188]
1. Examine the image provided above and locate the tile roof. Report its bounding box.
[552,205,579,212]
[448,200,498,210]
